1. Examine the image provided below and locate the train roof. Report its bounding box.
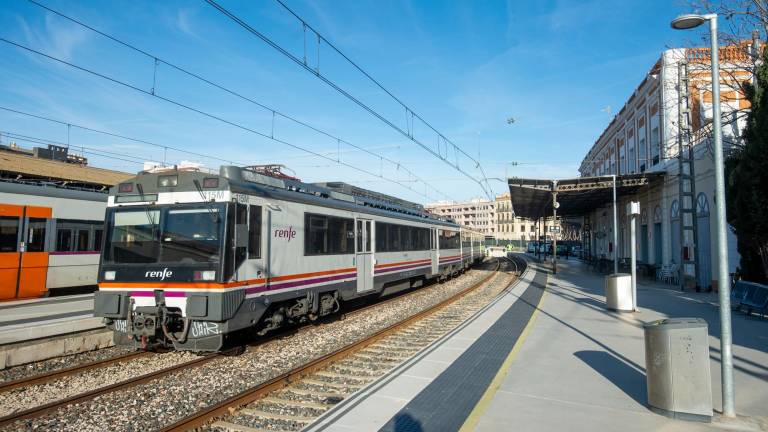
[112,165,463,228]
[221,166,457,226]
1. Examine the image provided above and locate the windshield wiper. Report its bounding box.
[136,183,156,227]
[193,179,219,223]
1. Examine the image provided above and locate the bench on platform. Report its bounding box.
[732,280,768,319]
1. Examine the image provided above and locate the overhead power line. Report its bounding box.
[23,0,450,202]
[0,130,167,167]
[203,0,493,199]
[0,38,440,201]
[0,106,244,166]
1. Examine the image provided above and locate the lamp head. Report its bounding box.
[671,14,707,30]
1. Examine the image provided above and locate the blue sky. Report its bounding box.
[0,0,709,203]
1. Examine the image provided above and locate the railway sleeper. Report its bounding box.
[303,378,361,390]
[313,371,372,383]
[240,408,313,423]
[260,396,330,411]
[331,364,387,375]
[283,387,348,400]
[211,420,283,432]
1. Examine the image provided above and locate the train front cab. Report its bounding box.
[0,204,51,300]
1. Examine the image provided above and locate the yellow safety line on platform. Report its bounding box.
[458,273,549,432]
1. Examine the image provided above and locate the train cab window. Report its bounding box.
[304,213,354,255]
[0,216,19,252]
[248,205,262,259]
[27,218,46,252]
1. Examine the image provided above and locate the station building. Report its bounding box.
[577,41,755,290]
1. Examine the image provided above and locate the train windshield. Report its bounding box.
[103,204,224,265]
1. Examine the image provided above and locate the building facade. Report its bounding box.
[426,194,556,244]
[578,43,753,289]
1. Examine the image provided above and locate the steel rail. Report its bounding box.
[160,259,504,432]
[0,351,151,393]
[0,349,238,428]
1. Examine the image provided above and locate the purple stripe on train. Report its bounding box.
[130,291,186,298]
[375,262,431,274]
[245,272,356,294]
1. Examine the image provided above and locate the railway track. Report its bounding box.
[0,350,149,393]
[0,259,506,431]
[162,256,524,432]
[0,349,237,428]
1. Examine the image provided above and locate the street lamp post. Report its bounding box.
[671,13,735,418]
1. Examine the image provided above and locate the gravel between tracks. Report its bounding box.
[0,345,134,384]
[0,351,200,417]
[6,263,497,432]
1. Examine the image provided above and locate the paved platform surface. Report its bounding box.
[308,255,768,432]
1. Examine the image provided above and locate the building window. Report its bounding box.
[638,116,647,172]
[650,105,660,165]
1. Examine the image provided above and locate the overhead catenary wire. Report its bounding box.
[203,0,493,199]
[23,0,450,202]
[0,106,244,166]
[0,38,439,201]
[0,130,167,167]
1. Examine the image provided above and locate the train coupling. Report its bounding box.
[125,303,190,348]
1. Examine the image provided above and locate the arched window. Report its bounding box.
[671,199,680,220]
[653,205,661,222]
[696,193,710,216]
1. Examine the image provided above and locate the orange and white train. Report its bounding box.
[93,166,485,351]
[0,182,106,301]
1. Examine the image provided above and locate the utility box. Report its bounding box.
[644,318,712,422]
[605,273,633,311]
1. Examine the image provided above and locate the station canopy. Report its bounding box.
[507,172,665,219]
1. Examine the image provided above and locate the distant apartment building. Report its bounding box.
[578,42,754,289]
[426,194,555,243]
[425,198,497,235]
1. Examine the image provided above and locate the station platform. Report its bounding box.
[307,255,768,432]
[0,294,109,368]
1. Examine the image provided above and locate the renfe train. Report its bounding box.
[0,182,107,300]
[94,166,485,351]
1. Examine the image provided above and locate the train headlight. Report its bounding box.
[104,271,116,281]
[194,270,216,281]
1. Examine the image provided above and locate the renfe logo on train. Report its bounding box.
[274,226,296,242]
[145,268,173,280]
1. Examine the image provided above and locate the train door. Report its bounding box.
[355,219,373,293]
[0,204,51,300]
[430,228,439,276]
[234,203,265,284]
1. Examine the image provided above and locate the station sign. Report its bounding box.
[549,226,561,233]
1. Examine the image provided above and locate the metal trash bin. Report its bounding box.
[644,318,712,422]
[604,273,633,311]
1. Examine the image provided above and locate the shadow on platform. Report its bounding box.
[390,412,423,432]
[575,350,647,407]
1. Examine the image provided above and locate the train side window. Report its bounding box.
[56,228,73,252]
[304,213,354,255]
[76,229,90,251]
[27,218,47,252]
[0,216,19,252]
[248,205,261,259]
[376,222,387,252]
[93,228,103,252]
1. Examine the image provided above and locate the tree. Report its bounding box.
[726,45,768,282]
